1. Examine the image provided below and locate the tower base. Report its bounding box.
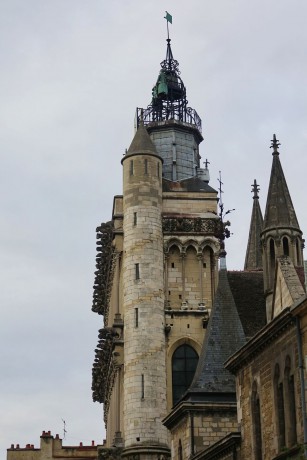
[121,444,171,460]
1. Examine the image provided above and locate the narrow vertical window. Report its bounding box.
[157,162,160,177]
[141,374,144,399]
[274,363,285,450]
[135,263,140,280]
[130,160,134,176]
[252,381,262,460]
[282,237,289,256]
[270,238,275,286]
[285,357,297,447]
[178,440,183,460]
[296,239,301,265]
[134,212,137,226]
[135,308,138,328]
[144,159,148,175]
[288,374,297,446]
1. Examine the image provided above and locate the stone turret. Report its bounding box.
[121,123,170,459]
[244,179,263,270]
[261,135,304,320]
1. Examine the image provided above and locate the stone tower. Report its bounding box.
[261,135,304,320]
[91,37,223,459]
[120,124,169,459]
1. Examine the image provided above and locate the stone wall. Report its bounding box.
[236,323,302,460]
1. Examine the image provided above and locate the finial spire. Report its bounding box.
[252,179,260,199]
[270,134,281,155]
[244,179,263,270]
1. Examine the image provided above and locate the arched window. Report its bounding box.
[282,237,289,256]
[269,239,275,286]
[296,239,301,265]
[274,363,285,450]
[251,381,262,460]
[284,356,297,447]
[172,345,198,406]
[178,439,183,460]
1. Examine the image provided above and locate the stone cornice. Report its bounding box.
[162,217,222,236]
[192,432,241,460]
[163,400,237,429]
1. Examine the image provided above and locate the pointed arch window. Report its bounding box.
[178,439,183,460]
[296,239,301,265]
[269,238,276,287]
[282,237,289,256]
[274,363,285,450]
[284,356,297,447]
[172,345,198,406]
[251,381,262,460]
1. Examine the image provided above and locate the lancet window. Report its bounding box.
[251,380,262,460]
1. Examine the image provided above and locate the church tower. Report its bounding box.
[261,135,304,320]
[91,33,223,459]
[135,37,204,182]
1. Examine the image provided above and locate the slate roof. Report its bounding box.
[227,271,266,339]
[188,263,246,396]
[162,176,218,193]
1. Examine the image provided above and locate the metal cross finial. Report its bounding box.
[204,159,210,169]
[252,179,260,199]
[270,134,281,155]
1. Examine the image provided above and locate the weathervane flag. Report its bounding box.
[164,11,172,24]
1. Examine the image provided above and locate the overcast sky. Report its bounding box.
[1,0,307,456]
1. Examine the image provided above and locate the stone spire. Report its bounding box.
[263,135,300,231]
[244,179,263,270]
[261,134,304,321]
[188,255,246,398]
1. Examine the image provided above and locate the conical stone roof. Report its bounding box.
[263,143,300,232]
[125,122,160,158]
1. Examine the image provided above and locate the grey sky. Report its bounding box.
[1,0,307,456]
